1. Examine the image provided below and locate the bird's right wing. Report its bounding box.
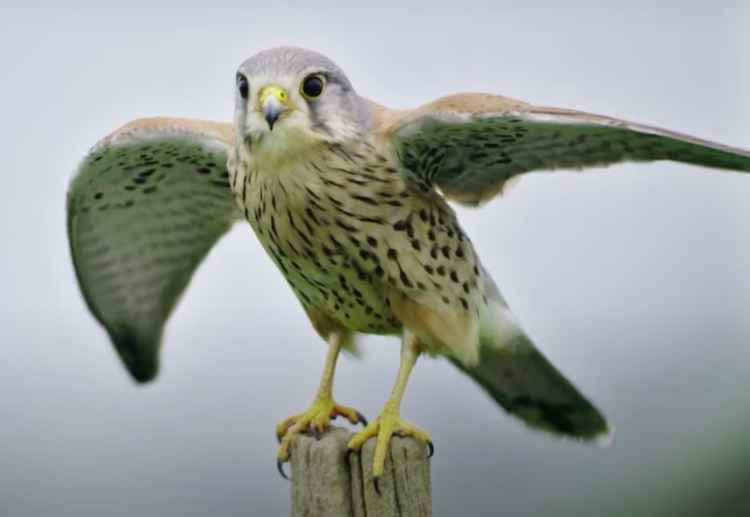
[67,118,241,382]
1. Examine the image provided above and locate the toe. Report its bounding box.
[397,420,434,458]
[403,422,432,445]
[335,405,367,426]
[372,426,393,478]
[275,415,298,441]
[277,432,295,463]
[347,420,378,451]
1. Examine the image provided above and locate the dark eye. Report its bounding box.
[236,73,249,99]
[301,74,325,99]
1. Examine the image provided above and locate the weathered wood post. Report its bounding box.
[290,427,432,517]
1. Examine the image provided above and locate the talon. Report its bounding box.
[313,427,322,440]
[427,440,434,458]
[277,459,290,481]
[356,411,368,426]
[373,476,382,496]
[345,448,357,467]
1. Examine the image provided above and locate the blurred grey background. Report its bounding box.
[1,3,749,516]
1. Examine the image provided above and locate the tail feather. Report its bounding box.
[456,270,610,442]
[450,333,609,442]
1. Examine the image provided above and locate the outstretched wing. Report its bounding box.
[67,118,241,382]
[387,93,750,205]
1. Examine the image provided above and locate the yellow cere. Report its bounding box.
[257,84,290,109]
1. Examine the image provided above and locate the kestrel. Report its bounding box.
[67,47,750,483]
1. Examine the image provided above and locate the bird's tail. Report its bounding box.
[450,273,610,443]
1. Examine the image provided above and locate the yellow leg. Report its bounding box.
[347,332,433,484]
[276,332,366,469]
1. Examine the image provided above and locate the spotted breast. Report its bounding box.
[229,137,487,350]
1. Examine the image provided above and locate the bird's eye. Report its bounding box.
[301,74,325,99]
[236,73,249,99]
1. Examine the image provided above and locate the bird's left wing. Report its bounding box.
[386,93,750,205]
[67,118,241,382]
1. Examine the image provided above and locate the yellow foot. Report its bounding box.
[347,408,433,491]
[276,398,367,477]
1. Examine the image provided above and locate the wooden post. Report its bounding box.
[290,427,432,517]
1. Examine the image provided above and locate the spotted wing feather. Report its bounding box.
[67,118,240,382]
[389,93,750,205]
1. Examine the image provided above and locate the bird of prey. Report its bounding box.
[67,47,750,483]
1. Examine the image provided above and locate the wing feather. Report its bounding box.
[386,93,750,205]
[67,118,240,382]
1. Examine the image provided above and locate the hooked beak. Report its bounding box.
[258,84,290,130]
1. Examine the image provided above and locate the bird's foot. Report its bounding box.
[347,406,433,491]
[276,397,367,466]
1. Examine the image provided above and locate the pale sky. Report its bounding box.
[2,3,749,517]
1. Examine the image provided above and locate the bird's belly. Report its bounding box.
[240,187,401,334]
[253,227,401,334]
[281,253,401,335]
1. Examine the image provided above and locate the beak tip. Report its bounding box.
[265,113,279,131]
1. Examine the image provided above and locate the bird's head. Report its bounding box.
[234,47,370,158]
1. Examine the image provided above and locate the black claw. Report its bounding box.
[427,440,435,458]
[373,476,382,496]
[356,411,368,426]
[313,427,322,441]
[277,459,291,481]
[345,448,356,467]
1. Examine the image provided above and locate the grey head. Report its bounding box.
[234,47,371,153]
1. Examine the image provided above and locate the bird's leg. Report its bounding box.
[276,332,366,465]
[347,331,433,486]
